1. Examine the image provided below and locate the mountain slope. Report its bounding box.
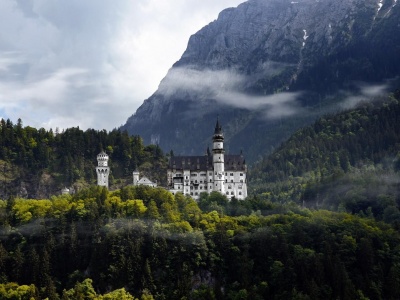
[0,120,167,199]
[122,0,400,162]
[249,90,400,221]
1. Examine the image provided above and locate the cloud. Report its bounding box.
[340,82,389,109]
[0,0,245,130]
[158,66,303,119]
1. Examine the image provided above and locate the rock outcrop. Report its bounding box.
[122,0,400,162]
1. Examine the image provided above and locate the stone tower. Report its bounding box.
[212,119,225,194]
[132,170,140,185]
[96,151,110,188]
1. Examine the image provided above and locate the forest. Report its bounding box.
[0,120,167,199]
[249,91,400,224]
[1,185,400,299]
[1,91,400,299]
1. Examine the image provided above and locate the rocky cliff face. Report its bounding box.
[122,0,400,162]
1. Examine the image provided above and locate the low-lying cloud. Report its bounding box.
[158,66,303,119]
[339,82,389,109]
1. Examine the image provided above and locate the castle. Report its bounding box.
[95,152,157,188]
[133,170,157,188]
[96,120,247,200]
[96,151,110,188]
[167,120,248,200]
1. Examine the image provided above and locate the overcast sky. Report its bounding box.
[0,0,244,131]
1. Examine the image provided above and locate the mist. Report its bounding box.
[158,66,304,119]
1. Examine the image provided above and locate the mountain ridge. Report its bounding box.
[249,90,400,222]
[123,0,400,161]
[121,0,400,162]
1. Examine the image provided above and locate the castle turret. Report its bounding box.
[212,119,225,194]
[96,151,110,188]
[133,170,140,185]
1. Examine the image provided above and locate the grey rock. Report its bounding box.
[122,0,400,162]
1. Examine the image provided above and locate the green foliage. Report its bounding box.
[61,278,136,299]
[0,120,168,198]
[1,189,400,299]
[250,95,400,223]
[0,282,39,299]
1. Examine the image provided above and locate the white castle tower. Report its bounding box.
[133,170,140,185]
[167,119,248,200]
[96,151,110,188]
[212,119,225,194]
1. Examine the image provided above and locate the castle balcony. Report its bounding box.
[173,177,183,184]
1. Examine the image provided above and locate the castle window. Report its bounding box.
[228,185,232,189]
[225,172,227,176]
[231,192,234,195]
[190,192,193,195]
[238,185,242,189]
[240,180,243,183]
[225,179,227,183]
[230,173,234,176]
[195,192,198,196]
[226,192,229,195]
[240,173,243,176]
[231,180,233,183]
[239,192,242,195]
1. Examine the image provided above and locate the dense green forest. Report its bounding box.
[250,91,400,224]
[2,91,400,299]
[0,120,167,199]
[1,186,400,299]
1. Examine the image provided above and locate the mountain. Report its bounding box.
[122,0,400,162]
[249,91,400,223]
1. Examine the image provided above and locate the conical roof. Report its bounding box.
[214,118,222,134]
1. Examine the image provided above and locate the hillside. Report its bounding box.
[2,93,400,298]
[122,0,400,162]
[1,186,400,299]
[250,90,400,223]
[0,119,167,199]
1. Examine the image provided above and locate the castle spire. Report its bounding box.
[212,117,225,194]
[214,117,222,135]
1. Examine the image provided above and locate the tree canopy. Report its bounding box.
[1,186,400,299]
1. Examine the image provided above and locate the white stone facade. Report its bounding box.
[133,170,157,188]
[96,151,110,188]
[167,121,248,200]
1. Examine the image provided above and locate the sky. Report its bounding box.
[0,0,244,131]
